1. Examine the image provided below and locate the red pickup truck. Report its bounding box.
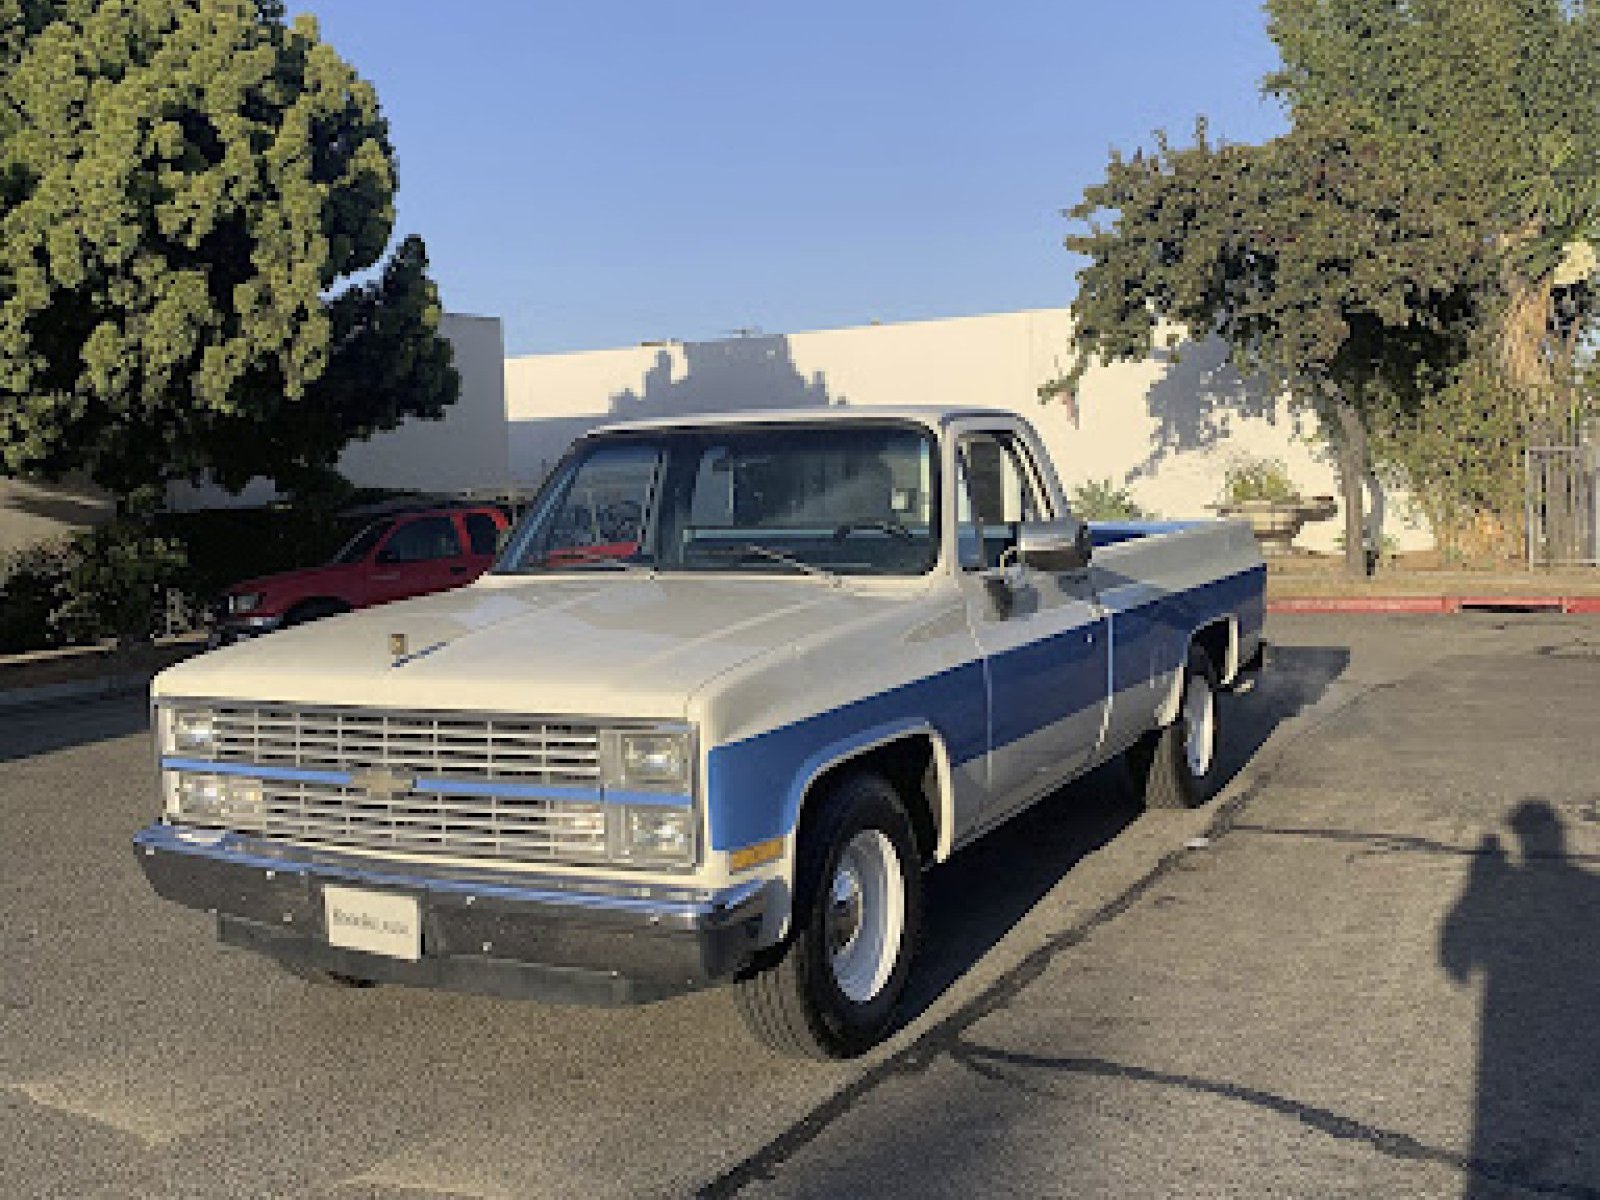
[211,504,511,646]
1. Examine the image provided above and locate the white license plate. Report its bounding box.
[322,886,421,961]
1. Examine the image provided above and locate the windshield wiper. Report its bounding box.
[695,543,841,584]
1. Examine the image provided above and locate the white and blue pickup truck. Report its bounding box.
[135,407,1265,1057]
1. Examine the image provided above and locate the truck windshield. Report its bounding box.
[498,423,940,577]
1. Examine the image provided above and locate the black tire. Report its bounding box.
[733,772,923,1059]
[1129,643,1222,810]
[281,598,350,628]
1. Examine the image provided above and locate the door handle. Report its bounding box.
[449,565,468,576]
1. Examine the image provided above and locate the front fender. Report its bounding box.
[709,717,956,945]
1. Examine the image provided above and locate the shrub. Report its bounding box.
[54,522,188,646]
[1070,479,1154,521]
[0,539,74,654]
[1221,457,1300,505]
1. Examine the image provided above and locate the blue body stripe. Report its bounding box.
[420,776,601,801]
[1105,564,1267,694]
[706,664,987,851]
[157,757,690,809]
[985,619,1107,750]
[706,562,1266,851]
[1089,520,1203,548]
[161,757,351,786]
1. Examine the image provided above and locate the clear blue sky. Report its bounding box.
[294,1,1287,356]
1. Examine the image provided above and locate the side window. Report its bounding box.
[379,516,462,563]
[463,512,500,556]
[956,432,1048,570]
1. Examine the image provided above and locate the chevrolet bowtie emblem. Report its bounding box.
[351,768,415,799]
[389,633,408,658]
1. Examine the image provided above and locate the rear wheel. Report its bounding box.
[1129,643,1222,810]
[733,772,922,1059]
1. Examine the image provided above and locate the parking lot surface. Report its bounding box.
[4,613,1599,1198]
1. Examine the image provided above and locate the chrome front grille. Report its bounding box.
[182,704,608,864]
[206,704,600,785]
[231,779,609,863]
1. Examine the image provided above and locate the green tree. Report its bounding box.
[1265,0,1600,550]
[0,0,458,508]
[1067,111,1486,576]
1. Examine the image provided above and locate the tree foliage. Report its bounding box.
[1264,0,1600,552]
[1067,111,1486,572]
[0,0,458,503]
[1067,0,1600,566]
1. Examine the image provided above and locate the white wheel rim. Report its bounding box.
[826,829,905,1004]
[1183,675,1215,777]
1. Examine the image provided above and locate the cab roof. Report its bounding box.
[586,405,1019,437]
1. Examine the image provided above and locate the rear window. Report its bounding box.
[464,512,500,555]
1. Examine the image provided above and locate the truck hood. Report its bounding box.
[159,575,905,717]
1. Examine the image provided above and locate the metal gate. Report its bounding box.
[1526,442,1599,566]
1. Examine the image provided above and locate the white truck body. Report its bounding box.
[135,407,1265,1052]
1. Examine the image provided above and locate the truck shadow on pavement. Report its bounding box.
[0,693,149,763]
[901,643,1351,1027]
[1440,800,1600,1199]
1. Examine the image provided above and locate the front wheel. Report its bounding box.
[733,772,922,1059]
[1129,643,1222,810]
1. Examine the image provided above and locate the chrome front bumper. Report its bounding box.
[132,823,774,1004]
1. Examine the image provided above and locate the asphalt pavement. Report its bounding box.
[4,613,1599,1199]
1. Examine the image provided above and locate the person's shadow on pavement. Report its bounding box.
[1440,800,1600,1198]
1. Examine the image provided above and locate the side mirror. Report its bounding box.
[1016,519,1092,573]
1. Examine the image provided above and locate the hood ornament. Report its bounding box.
[389,633,408,659]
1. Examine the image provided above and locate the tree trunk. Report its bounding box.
[1332,397,1370,579]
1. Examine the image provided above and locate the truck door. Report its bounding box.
[954,427,1109,812]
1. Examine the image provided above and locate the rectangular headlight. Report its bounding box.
[600,727,693,794]
[608,803,696,866]
[171,708,217,755]
[164,771,263,827]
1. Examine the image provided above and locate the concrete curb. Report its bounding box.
[0,671,154,711]
[1270,595,1600,615]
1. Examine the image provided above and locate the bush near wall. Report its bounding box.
[0,500,398,654]
[0,539,74,654]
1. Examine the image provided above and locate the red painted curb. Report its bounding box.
[1269,594,1600,615]
[1269,596,1450,614]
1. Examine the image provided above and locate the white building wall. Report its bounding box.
[337,312,511,496]
[504,308,1431,553]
